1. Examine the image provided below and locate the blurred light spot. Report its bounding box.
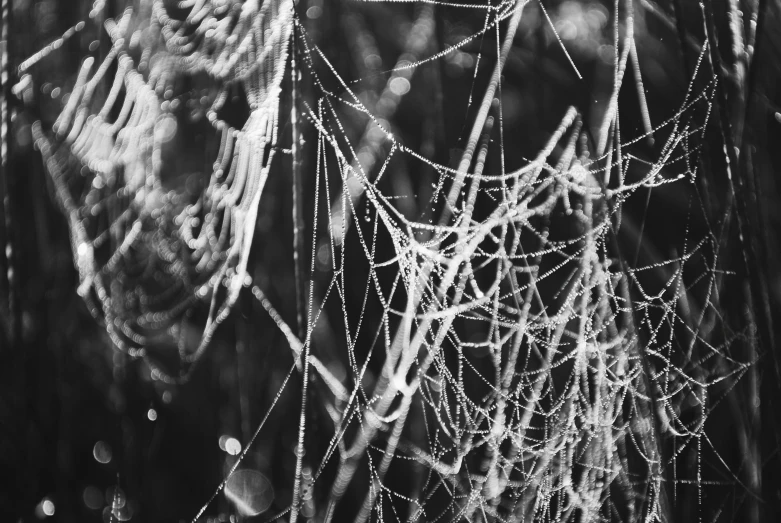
[220,435,242,455]
[365,122,388,148]
[129,30,142,49]
[555,19,578,40]
[301,501,315,518]
[306,6,322,19]
[225,437,242,456]
[103,504,133,522]
[162,390,172,403]
[389,77,410,96]
[316,242,331,271]
[499,89,522,126]
[357,148,374,169]
[105,486,126,509]
[114,505,133,521]
[553,1,609,57]
[147,408,157,421]
[445,51,471,78]
[570,162,588,183]
[16,125,31,147]
[586,3,609,28]
[93,441,112,464]
[83,486,103,510]
[155,115,177,144]
[597,44,614,64]
[38,498,55,517]
[225,470,274,516]
[364,53,382,70]
[376,96,397,114]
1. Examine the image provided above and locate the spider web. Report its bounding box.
[17,0,757,521]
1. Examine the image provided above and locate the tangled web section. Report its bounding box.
[15,0,755,521]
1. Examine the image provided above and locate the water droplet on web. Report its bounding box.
[224,470,274,516]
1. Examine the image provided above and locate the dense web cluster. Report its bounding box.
[16,0,757,521]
